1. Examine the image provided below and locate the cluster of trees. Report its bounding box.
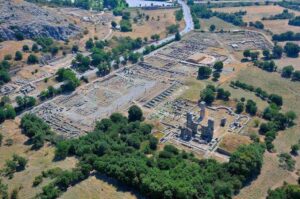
[3,154,28,179]
[15,95,36,113]
[263,9,294,20]
[56,68,80,92]
[36,106,265,199]
[0,60,11,85]
[35,37,59,55]
[278,153,296,171]
[197,61,224,81]
[272,31,300,42]
[120,11,132,32]
[20,113,54,149]
[243,46,283,61]
[267,183,300,199]
[0,96,16,124]
[284,42,300,57]
[39,86,61,101]
[234,98,258,115]
[230,80,283,106]
[200,85,231,105]
[253,60,276,72]
[76,36,144,76]
[72,53,91,72]
[259,104,296,151]
[281,65,300,81]
[215,11,247,26]
[249,21,264,29]
[175,9,183,21]
[212,61,224,81]
[143,39,174,55]
[198,66,212,79]
[189,3,246,27]
[289,16,300,26]
[242,49,260,61]
[278,1,300,12]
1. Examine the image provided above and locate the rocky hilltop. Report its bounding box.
[0,0,81,41]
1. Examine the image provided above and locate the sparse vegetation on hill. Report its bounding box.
[26,0,127,12]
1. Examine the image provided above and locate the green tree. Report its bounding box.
[213,61,223,71]
[32,44,39,52]
[212,71,220,81]
[200,87,215,105]
[281,65,294,78]
[267,183,300,199]
[209,24,216,32]
[85,39,94,50]
[291,144,299,155]
[22,45,29,52]
[128,105,143,122]
[175,31,181,41]
[111,21,117,28]
[27,54,38,64]
[292,70,300,81]
[263,49,270,59]
[14,51,23,61]
[272,45,283,59]
[284,42,300,57]
[246,100,257,115]
[198,66,212,79]
[236,102,244,114]
[228,143,264,183]
[243,49,251,57]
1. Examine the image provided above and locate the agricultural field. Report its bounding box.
[113,8,185,39]
[214,5,300,34]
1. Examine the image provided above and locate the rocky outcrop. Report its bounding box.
[0,0,81,41]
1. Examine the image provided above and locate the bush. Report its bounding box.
[120,19,132,32]
[22,45,29,52]
[27,54,39,64]
[281,65,294,78]
[198,66,212,79]
[15,51,23,61]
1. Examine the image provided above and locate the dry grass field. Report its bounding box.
[180,79,206,102]
[0,40,34,61]
[200,16,238,31]
[219,133,251,153]
[214,5,300,34]
[61,174,142,199]
[113,8,185,40]
[0,119,78,199]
